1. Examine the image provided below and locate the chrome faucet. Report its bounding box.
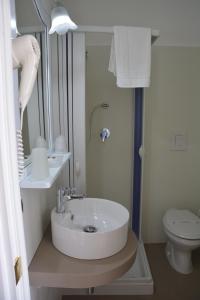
[56,186,85,214]
[56,186,67,214]
[100,128,110,142]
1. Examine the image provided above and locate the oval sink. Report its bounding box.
[51,198,129,260]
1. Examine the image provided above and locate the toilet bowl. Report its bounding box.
[163,209,200,274]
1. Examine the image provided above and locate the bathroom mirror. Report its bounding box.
[15,0,52,158]
[20,32,47,157]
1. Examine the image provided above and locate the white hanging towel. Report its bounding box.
[108,26,151,88]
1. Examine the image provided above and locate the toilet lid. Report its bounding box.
[163,209,200,240]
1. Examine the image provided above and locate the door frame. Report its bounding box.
[0,1,30,299]
[72,33,86,193]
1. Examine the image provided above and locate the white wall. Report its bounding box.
[21,188,56,264]
[21,187,62,300]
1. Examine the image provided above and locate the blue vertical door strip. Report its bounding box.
[132,88,143,238]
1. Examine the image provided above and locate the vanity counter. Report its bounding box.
[29,228,137,289]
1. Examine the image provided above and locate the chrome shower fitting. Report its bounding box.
[88,102,110,143]
[101,103,109,109]
[100,128,110,142]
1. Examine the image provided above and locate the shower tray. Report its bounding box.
[95,240,153,295]
[61,241,153,295]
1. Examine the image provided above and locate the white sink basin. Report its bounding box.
[51,198,129,260]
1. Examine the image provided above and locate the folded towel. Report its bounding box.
[108,26,151,88]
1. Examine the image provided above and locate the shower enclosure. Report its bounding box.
[53,29,155,295]
[84,31,153,295]
[86,34,133,212]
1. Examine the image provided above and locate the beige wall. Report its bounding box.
[86,44,200,243]
[142,46,200,242]
[86,44,133,210]
[64,0,200,47]
[16,0,200,47]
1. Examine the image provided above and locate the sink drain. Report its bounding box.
[83,225,97,233]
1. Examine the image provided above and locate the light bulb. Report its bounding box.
[49,5,77,35]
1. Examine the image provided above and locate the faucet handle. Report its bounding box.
[58,186,70,196]
[58,186,64,196]
[70,187,77,195]
[63,187,71,195]
[59,186,86,198]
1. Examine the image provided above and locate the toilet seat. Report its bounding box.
[163,209,200,240]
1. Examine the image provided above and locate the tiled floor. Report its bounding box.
[62,244,200,300]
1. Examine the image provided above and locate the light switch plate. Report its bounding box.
[170,133,187,151]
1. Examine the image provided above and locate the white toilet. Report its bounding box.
[163,208,200,274]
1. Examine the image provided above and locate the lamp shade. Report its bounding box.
[49,6,77,35]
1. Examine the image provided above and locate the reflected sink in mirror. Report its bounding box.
[51,198,129,260]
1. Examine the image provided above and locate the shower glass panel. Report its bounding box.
[86,33,134,212]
